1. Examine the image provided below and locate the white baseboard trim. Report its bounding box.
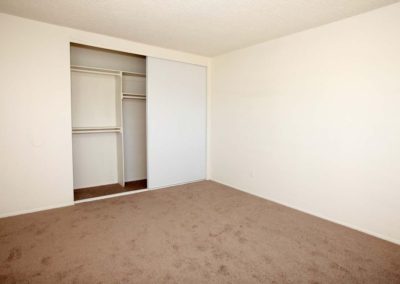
[74,188,149,204]
[211,179,400,246]
[0,202,74,219]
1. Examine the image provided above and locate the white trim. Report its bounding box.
[74,188,148,204]
[206,63,212,180]
[211,179,400,246]
[0,202,73,219]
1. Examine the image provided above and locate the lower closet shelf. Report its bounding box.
[72,127,121,134]
[74,179,147,201]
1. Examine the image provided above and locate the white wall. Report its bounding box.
[0,13,209,217]
[211,3,400,244]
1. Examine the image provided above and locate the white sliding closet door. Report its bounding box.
[147,57,206,189]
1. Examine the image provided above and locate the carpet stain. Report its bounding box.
[218,265,229,276]
[6,247,21,262]
[41,256,51,265]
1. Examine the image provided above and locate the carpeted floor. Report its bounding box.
[0,181,399,283]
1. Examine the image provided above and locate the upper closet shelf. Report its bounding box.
[122,93,146,100]
[71,65,121,76]
[122,71,146,77]
[70,65,146,77]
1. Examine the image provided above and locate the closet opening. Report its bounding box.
[70,43,147,201]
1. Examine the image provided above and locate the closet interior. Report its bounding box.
[70,43,147,201]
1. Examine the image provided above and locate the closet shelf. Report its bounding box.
[122,71,146,77]
[122,93,146,100]
[71,65,121,76]
[72,126,121,134]
[70,65,146,77]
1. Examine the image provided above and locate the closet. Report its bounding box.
[70,43,207,202]
[70,43,147,201]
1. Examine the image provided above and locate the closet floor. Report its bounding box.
[74,179,147,201]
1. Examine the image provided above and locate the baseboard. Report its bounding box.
[211,179,400,246]
[0,202,74,219]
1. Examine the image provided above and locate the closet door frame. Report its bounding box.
[69,41,208,198]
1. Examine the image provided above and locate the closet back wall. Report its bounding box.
[0,13,209,217]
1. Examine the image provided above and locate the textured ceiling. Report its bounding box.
[0,0,398,56]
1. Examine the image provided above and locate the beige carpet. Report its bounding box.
[0,181,399,283]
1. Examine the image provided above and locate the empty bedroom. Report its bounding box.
[0,0,399,283]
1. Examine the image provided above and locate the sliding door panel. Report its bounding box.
[147,58,206,189]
